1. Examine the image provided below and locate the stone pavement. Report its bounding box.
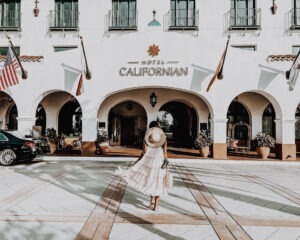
[0,157,300,240]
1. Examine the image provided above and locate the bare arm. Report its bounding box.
[163,140,168,159]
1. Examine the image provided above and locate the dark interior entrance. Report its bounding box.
[158,101,197,148]
[121,116,136,146]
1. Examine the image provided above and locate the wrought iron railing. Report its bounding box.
[289,8,300,29]
[166,9,199,30]
[226,8,261,30]
[0,10,21,30]
[49,10,79,30]
[107,9,137,30]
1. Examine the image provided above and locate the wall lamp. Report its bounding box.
[33,0,39,17]
[150,91,157,107]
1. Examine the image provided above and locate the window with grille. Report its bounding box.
[0,1,20,29]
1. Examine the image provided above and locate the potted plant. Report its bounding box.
[254,131,276,159]
[97,129,109,154]
[194,130,213,158]
[45,128,57,154]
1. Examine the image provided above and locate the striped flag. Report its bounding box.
[0,47,19,91]
[76,73,84,96]
[286,50,300,91]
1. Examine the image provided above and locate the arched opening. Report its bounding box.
[158,101,197,148]
[108,101,147,147]
[58,100,82,136]
[0,92,17,130]
[35,104,46,135]
[296,104,300,152]
[262,103,276,138]
[227,100,250,148]
[8,104,18,130]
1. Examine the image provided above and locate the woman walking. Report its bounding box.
[117,121,172,211]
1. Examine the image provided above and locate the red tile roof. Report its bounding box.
[0,55,43,62]
[267,54,296,62]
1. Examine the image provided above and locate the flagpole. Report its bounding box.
[80,36,92,80]
[6,36,28,79]
[217,34,230,80]
[286,50,300,79]
[206,34,230,92]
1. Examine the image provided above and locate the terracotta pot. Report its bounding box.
[199,146,210,158]
[98,142,109,154]
[256,146,270,159]
[48,142,56,154]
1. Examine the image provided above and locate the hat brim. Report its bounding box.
[144,127,166,148]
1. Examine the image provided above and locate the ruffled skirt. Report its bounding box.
[116,147,173,196]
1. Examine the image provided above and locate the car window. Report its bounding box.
[0,133,8,141]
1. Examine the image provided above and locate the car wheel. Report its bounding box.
[0,149,16,166]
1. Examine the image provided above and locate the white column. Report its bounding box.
[17,116,36,134]
[82,117,98,142]
[274,119,296,144]
[210,118,228,143]
[251,114,263,139]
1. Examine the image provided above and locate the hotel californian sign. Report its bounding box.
[119,44,189,77]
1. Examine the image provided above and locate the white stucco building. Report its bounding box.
[0,0,299,159]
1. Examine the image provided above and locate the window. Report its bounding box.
[229,0,260,29]
[293,0,300,26]
[170,0,197,28]
[111,0,136,29]
[0,133,8,141]
[51,0,78,29]
[0,0,20,29]
[0,47,20,56]
[54,46,77,52]
[262,104,276,138]
[232,45,256,51]
[292,46,300,55]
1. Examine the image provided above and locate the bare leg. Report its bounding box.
[153,196,160,211]
[149,195,154,209]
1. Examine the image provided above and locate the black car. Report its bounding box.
[0,130,37,166]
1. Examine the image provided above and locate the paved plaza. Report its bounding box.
[0,157,300,240]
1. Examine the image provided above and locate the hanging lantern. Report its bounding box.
[150,92,157,107]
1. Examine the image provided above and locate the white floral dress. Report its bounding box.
[117,146,172,196]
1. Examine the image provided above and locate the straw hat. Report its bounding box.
[144,127,166,148]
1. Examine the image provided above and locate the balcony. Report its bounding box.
[226,8,261,30]
[165,9,199,30]
[0,10,21,31]
[289,8,300,29]
[49,10,79,31]
[107,10,138,31]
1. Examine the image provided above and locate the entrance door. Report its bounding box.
[121,116,135,146]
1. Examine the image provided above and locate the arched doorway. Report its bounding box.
[262,103,276,138]
[158,101,197,148]
[8,104,18,130]
[108,101,147,147]
[227,100,250,147]
[35,104,46,135]
[58,100,82,136]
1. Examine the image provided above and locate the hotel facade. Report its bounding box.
[0,0,299,160]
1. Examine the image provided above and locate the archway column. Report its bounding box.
[81,117,97,156]
[274,119,297,160]
[17,116,36,134]
[210,118,228,159]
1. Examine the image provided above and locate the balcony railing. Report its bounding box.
[107,9,138,30]
[289,8,300,29]
[49,10,79,30]
[226,8,261,30]
[165,9,199,30]
[0,10,21,30]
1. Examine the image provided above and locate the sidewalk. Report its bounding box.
[0,158,300,239]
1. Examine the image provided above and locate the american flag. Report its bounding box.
[0,47,19,91]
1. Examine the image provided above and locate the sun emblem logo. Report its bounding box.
[148,44,160,57]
